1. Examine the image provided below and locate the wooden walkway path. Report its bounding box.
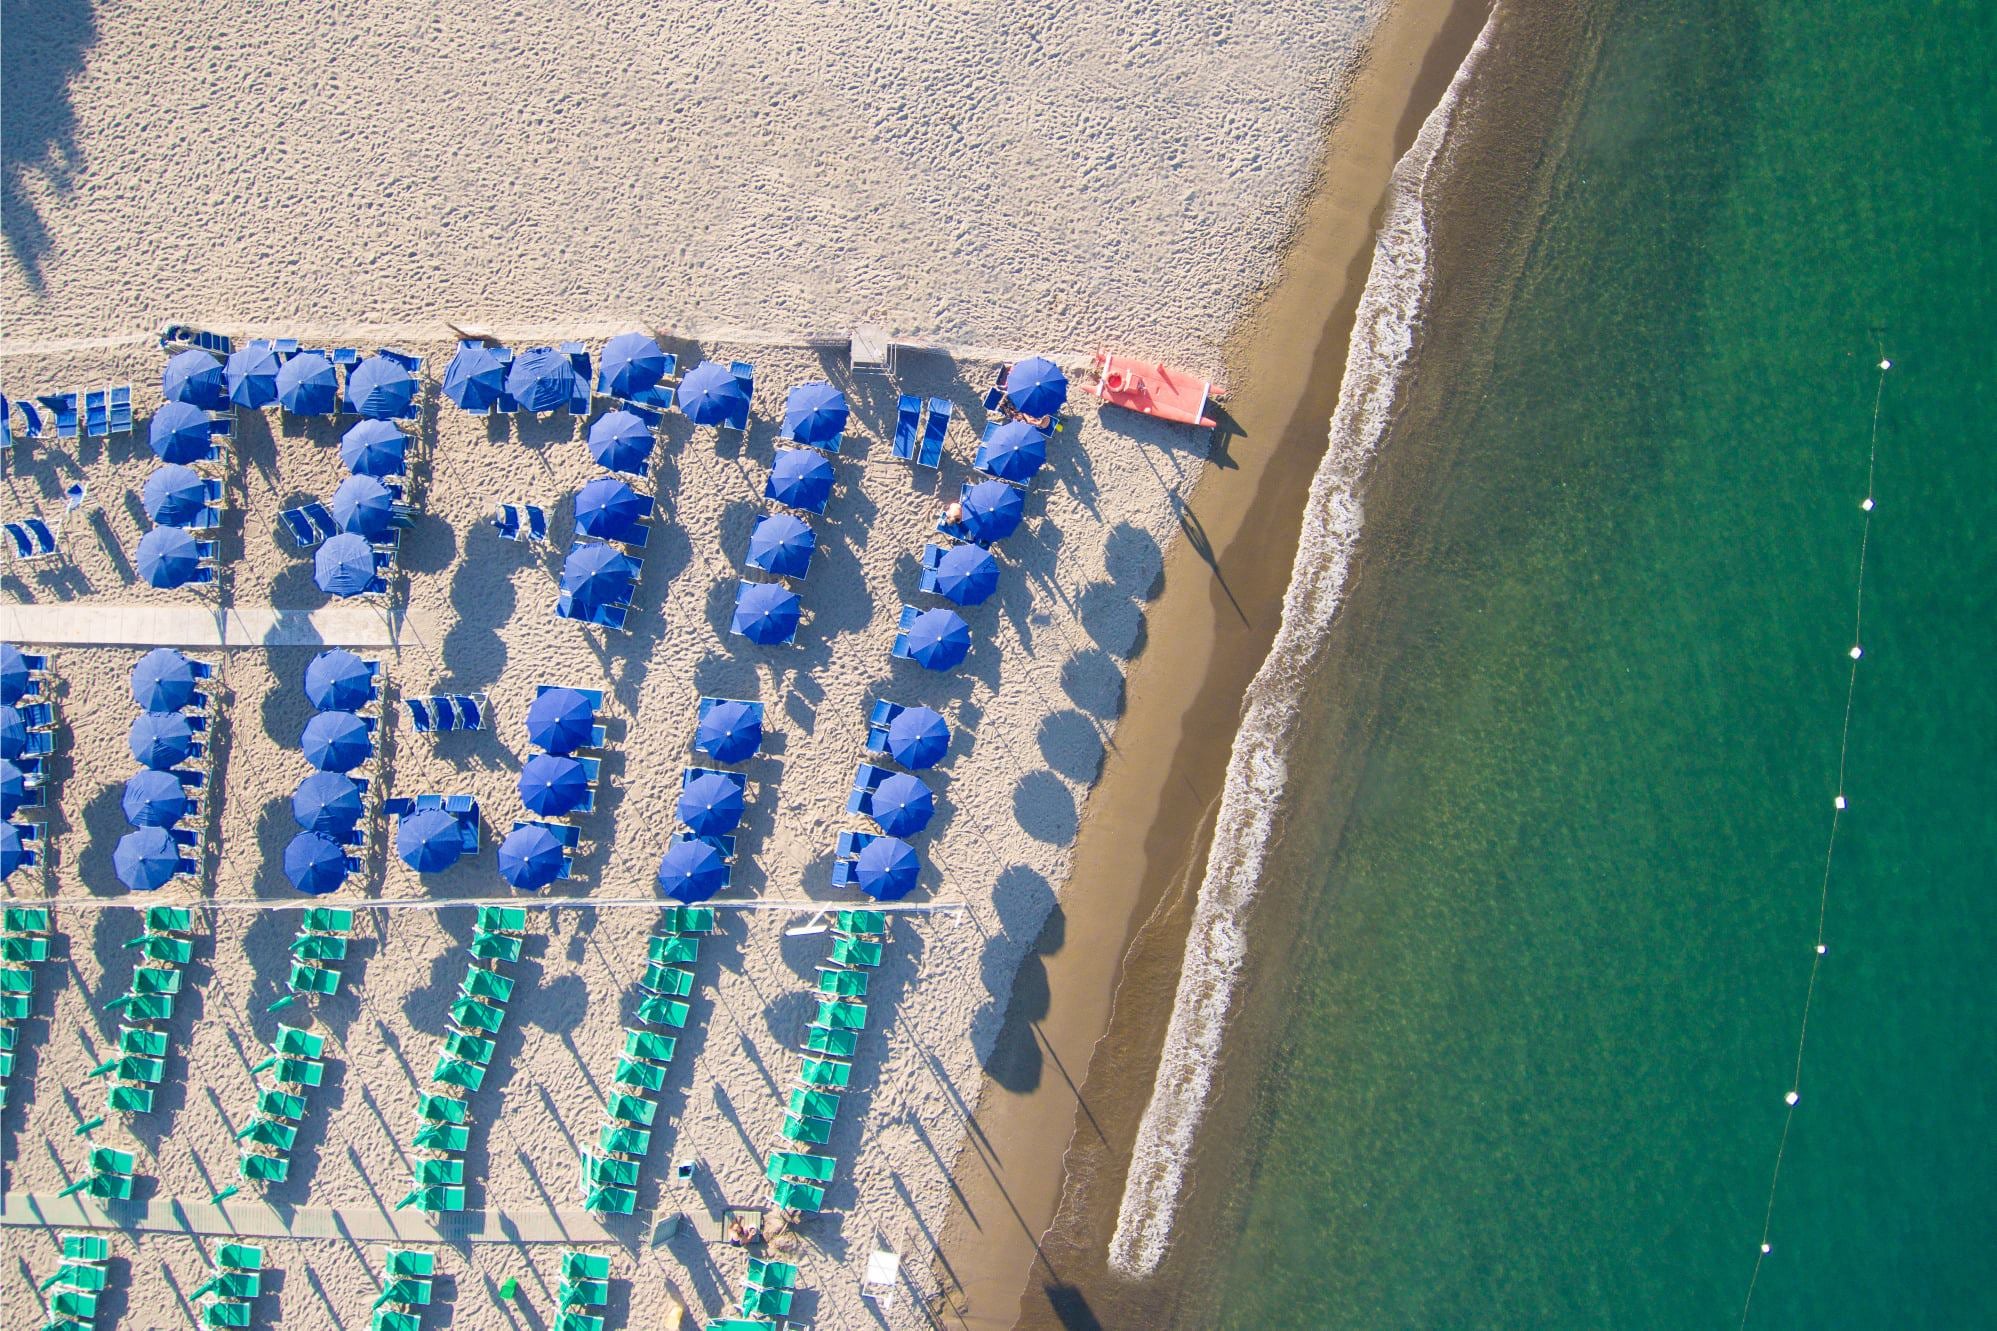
[0,604,408,649]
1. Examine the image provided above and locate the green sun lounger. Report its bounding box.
[238,1152,289,1182]
[372,1309,423,1331]
[61,1234,109,1262]
[470,930,522,963]
[816,967,867,999]
[0,992,29,1020]
[606,1092,656,1126]
[432,1056,485,1091]
[614,1056,665,1091]
[118,992,174,1020]
[659,905,716,934]
[374,1276,432,1307]
[213,1270,260,1298]
[741,1286,793,1317]
[781,1113,833,1146]
[288,962,340,995]
[273,1056,324,1087]
[300,907,355,934]
[201,1299,251,1327]
[395,1184,465,1212]
[561,1251,612,1280]
[598,1123,650,1156]
[647,934,700,964]
[0,1025,13,1049]
[292,934,347,962]
[835,908,887,936]
[443,1030,494,1064]
[560,1276,610,1306]
[118,1026,168,1057]
[829,936,883,968]
[42,1261,108,1292]
[412,1121,468,1152]
[815,999,867,1030]
[238,1118,296,1151]
[623,1029,676,1062]
[796,1056,852,1088]
[1,936,47,962]
[117,1054,166,1083]
[702,1320,775,1331]
[461,967,514,1003]
[771,1178,825,1212]
[0,966,34,994]
[634,996,689,1028]
[108,1084,154,1113]
[273,1026,326,1058]
[804,1024,858,1057]
[87,1172,135,1200]
[787,1088,840,1120]
[258,1088,306,1121]
[450,995,505,1034]
[2,906,51,933]
[132,966,182,996]
[748,1257,799,1289]
[583,1185,636,1215]
[475,905,529,933]
[131,933,194,964]
[413,1157,463,1186]
[556,1313,606,1331]
[581,1154,638,1188]
[416,1092,468,1125]
[384,1249,435,1278]
[50,1289,99,1319]
[144,906,193,933]
[216,1243,262,1271]
[91,1146,135,1174]
[640,963,694,996]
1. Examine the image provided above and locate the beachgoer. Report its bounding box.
[944,500,964,525]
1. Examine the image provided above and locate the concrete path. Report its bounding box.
[1,1190,623,1245]
[0,604,408,649]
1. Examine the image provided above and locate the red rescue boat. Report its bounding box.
[1087,352,1222,428]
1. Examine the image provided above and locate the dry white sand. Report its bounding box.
[2,338,1213,1328]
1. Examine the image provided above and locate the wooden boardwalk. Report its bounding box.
[0,604,408,649]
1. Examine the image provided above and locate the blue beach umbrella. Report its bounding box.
[854,835,920,901]
[443,342,508,412]
[292,771,364,834]
[347,355,417,419]
[315,532,380,597]
[142,464,208,526]
[1,823,25,882]
[397,808,465,874]
[586,409,656,475]
[979,420,1048,483]
[745,513,815,580]
[731,581,800,646]
[0,706,23,761]
[506,347,580,413]
[131,648,195,711]
[961,479,1025,545]
[340,420,408,476]
[114,826,183,891]
[676,772,744,836]
[0,759,25,819]
[224,341,282,409]
[904,608,971,671]
[766,447,834,513]
[525,687,595,755]
[276,351,339,416]
[656,837,727,902]
[136,526,203,589]
[283,831,348,895]
[600,332,668,399]
[675,361,747,426]
[148,401,214,464]
[518,754,590,817]
[782,381,848,445]
[128,711,195,769]
[122,770,191,828]
[332,474,395,539]
[560,542,638,610]
[304,648,375,711]
[1,644,28,705]
[1003,356,1068,418]
[498,823,566,892]
[301,710,372,773]
[886,705,950,770]
[574,476,647,542]
[694,700,761,764]
[162,349,228,411]
[931,543,999,607]
[868,772,935,837]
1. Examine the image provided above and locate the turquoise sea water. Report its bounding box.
[1184,2,1994,1326]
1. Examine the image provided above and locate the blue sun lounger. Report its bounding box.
[491,503,550,544]
[891,395,922,462]
[847,762,894,814]
[672,828,736,860]
[109,385,134,435]
[916,397,951,467]
[38,393,79,440]
[280,502,339,549]
[555,592,630,633]
[5,519,58,562]
[85,389,109,438]
[13,397,46,440]
[889,604,921,660]
[727,361,754,430]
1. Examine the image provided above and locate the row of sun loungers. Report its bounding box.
[2,386,134,449]
[87,906,200,1117]
[0,906,50,1112]
[4,646,57,885]
[189,1243,267,1328]
[35,1231,114,1331]
[370,1248,437,1331]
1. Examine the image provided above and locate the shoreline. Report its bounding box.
[928,0,1498,1324]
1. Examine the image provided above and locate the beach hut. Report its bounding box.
[396,808,465,873]
[340,420,409,477]
[276,352,339,416]
[656,837,727,902]
[300,710,372,773]
[347,355,417,420]
[525,688,596,756]
[766,448,834,514]
[224,341,281,409]
[498,823,565,892]
[121,770,191,828]
[929,543,999,607]
[599,332,669,399]
[518,755,590,818]
[136,526,204,589]
[960,479,1025,544]
[128,712,195,770]
[283,831,348,895]
[854,835,920,900]
[292,772,364,835]
[147,401,215,465]
[903,608,971,671]
[331,475,396,540]
[781,381,848,447]
[586,409,655,475]
[867,772,935,837]
[314,533,380,597]
[141,464,208,527]
[677,772,744,836]
[131,649,196,712]
[1003,356,1068,418]
[303,649,375,712]
[731,581,800,646]
[114,826,184,891]
[675,361,748,427]
[443,343,508,412]
[694,700,761,764]
[745,513,815,580]
[573,477,648,543]
[162,349,228,412]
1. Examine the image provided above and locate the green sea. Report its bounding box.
[1176,1,1994,1326]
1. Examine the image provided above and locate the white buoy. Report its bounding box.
[1762,1243,1773,1254]
[1785,1091,1800,1106]
[1834,795,1847,810]
[1817,944,1828,955]
[1861,497,1875,512]
[1879,359,1892,370]
[1850,645,1863,660]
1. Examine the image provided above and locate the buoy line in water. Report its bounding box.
[1737,346,1890,1328]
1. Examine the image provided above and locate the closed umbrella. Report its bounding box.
[0,705,22,761]
[148,401,214,464]
[347,355,417,419]
[314,532,379,597]
[886,705,950,770]
[142,463,208,526]
[340,420,408,476]
[131,648,195,711]
[904,608,971,671]
[136,526,203,589]
[978,420,1048,483]
[283,831,349,894]
[1003,356,1068,418]
[114,826,183,891]
[930,543,999,606]
[397,808,464,874]
[276,351,339,415]
[122,770,191,828]
[518,754,590,817]
[586,409,655,475]
[854,835,920,900]
[292,771,364,834]
[332,474,395,539]
[303,649,374,711]
[731,581,800,645]
[675,361,747,426]
[868,771,935,837]
[505,347,579,413]
[498,823,565,891]
[781,381,848,445]
[560,542,637,611]
[573,477,647,542]
[224,341,281,409]
[961,480,1024,545]
[600,332,668,399]
[162,349,228,411]
[524,687,595,755]
[128,711,195,769]
[0,759,25,818]
[443,342,507,412]
[693,701,761,764]
[1,644,28,705]
[676,772,744,836]
[766,447,834,513]
[300,710,372,772]
[1,823,25,882]
[745,513,815,580]
[656,837,727,902]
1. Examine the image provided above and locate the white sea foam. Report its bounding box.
[1107,10,1498,1279]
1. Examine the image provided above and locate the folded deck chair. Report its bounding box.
[892,394,922,461]
[583,1186,636,1216]
[918,397,952,467]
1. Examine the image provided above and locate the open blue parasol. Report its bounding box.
[114,826,183,891]
[518,754,590,817]
[142,464,208,527]
[148,401,214,464]
[904,608,971,671]
[331,474,395,539]
[443,342,508,412]
[131,648,195,711]
[731,581,800,645]
[600,332,668,399]
[162,349,228,411]
[694,701,761,763]
[128,711,195,769]
[498,823,566,891]
[300,710,372,773]
[586,409,655,475]
[868,771,935,837]
[303,649,374,711]
[524,687,595,755]
[283,831,349,894]
[854,835,920,900]
[136,526,203,589]
[340,420,409,477]
[886,705,950,770]
[505,347,580,413]
[766,448,835,513]
[930,543,999,606]
[396,808,465,874]
[347,356,417,419]
[675,361,747,426]
[276,351,339,415]
[978,420,1048,483]
[315,532,380,597]
[292,771,364,834]
[1003,356,1068,418]
[657,837,727,902]
[676,772,744,836]
[745,513,816,580]
[573,477,647,543]
[224,341,281,409]
[781,381,848,445]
